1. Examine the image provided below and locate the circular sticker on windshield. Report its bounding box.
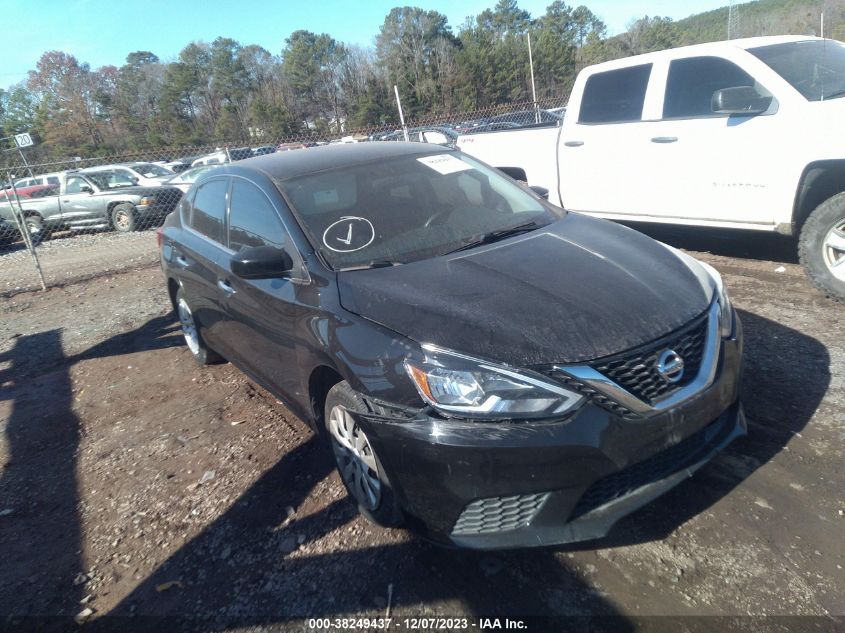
[322,216,375,253]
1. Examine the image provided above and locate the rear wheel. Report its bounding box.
[799,193,845,301]
[175,287,222,365]
[324,381,403,527]
[24,214,45,244]
[111,203,137,233]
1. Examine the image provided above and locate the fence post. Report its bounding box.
[4,169,47,291]
[394,85,409,142]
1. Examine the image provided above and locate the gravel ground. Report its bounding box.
[0,226,842,631]
[0,229,158,297]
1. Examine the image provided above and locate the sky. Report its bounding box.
[0,0,730,89]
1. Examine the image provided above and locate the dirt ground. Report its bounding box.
[0,226,842,631]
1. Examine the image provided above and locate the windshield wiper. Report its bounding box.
[446,221,544,254]
[822,89,845,100]
[338,260,404,271]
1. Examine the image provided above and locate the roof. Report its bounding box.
[588,35,825,72]
[229,142,450,181]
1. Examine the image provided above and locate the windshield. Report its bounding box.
[748,40,845,101]
[84,170,135,190]
[132,163,172,178]
[278,152,562,270]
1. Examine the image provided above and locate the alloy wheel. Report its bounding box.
[823,220,845,281]
[177,297,200,355]
[328,405,381,510]
[114,210,131,231]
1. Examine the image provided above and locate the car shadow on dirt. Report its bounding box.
[625,223,799,264]
[0,330,83,616]
[566,308,830,550]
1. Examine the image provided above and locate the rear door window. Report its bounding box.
[189,178,229,243]
[578,64,652,124]
[663,56,767,118]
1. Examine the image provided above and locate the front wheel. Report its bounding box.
[324,381,403,527]
[111,203,137,233]
[799,193,845,302]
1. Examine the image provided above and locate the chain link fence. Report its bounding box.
[0,97,566,296]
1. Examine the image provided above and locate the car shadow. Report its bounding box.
[623,222,799,264]
[563,308,829,550]
[0,331,84,617]
[105,432,632,626]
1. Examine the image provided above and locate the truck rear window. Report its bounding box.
[578,64,652,124]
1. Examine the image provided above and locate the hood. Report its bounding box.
[338,213,714,366]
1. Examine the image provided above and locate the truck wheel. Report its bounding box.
[111,203,137,232]
[324,381,403,528]
[799,193,845,302]
[24,214,45,245]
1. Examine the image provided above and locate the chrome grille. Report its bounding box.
[452,493,549,535]
[589,312,709,405]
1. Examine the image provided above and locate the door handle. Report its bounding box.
[651,136,678,143]
[563,140,584,147]
[217,279,235,294]
[175,256,189,267]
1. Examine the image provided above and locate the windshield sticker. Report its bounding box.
[322,216,375,253]
[416,154,472,175]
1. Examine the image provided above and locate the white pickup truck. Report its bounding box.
[457,35,845,300]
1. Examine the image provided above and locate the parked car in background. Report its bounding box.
[13,172,62,189]
[457,35,845,301]
[488,108,563,127]
[378,126,459,146]
[0,169,182,241]
[277,141,316,151]
[81,162,175,188]
[162,165,218,193]
[251,145,277,157]
[0,183,60,201]
[159,142,744,549]
[460,121,522,134]
[160,158,196,173]
[191,151,228,167]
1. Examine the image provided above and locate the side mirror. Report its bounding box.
[529,185,550,200]
[497,166,528,182]
[231,245,294,280]
[711,86,772,115]
[80,185,94,194]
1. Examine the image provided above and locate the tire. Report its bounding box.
[324,381,403,527]
[24,214,45,245]
[111,203,137,233]
[175,287,223,365]
[798,192,845,302]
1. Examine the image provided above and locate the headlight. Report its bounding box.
[138,196,156,206]
[699,261,734,338]
[404,345,585,420]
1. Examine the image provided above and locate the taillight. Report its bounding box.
[156,227,164,249]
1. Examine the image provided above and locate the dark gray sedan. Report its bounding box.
[158,143,745,549]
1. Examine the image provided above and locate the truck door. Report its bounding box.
[641,55,787,226]
[559,63,657,217]
[60,175,106,224]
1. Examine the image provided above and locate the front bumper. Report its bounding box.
[354,314,744,550]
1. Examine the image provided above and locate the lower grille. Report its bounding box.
[570,414,730,520]
[452,493,549,535]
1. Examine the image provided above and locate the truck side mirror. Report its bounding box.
[711,86,772,115]
[529,185,550,200]
[80,185,93,194]
[497,166,528,182]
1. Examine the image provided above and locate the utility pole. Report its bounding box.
[527,31,539,124]
[728,0,740,39]
[394,85,409,142]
